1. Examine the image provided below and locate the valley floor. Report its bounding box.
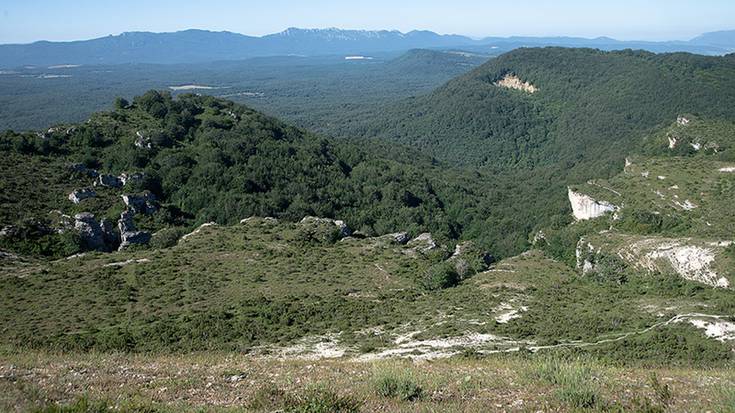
[1,351,733,412]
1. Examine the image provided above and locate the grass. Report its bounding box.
[528,356,602,409]
[2,351,734,412]
[372,365,424,401]
[1,222,733,364]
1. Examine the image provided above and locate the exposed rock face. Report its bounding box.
[117,210,151,250]
[68,188,96,204]
[580,235,731,288]
[407,233,438,253]
[568,188,617,220]
[119,172,145,187]
[74,213,106,251]
[677,116,690,126]
[95,174,123,188]
[643,243,727,288]
[121,192,158,214]
[300,216,352,238]
[668,135,678,149]
[494,74,538,93]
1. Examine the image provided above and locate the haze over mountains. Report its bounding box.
[1,27,734,67]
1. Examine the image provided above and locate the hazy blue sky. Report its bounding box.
[1,0,733,44]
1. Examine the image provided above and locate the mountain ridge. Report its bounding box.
[1,28,734,67]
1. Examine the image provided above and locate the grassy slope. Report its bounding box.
[1,220,732,364]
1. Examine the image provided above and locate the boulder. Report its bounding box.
[121,192,158,214]
[74,212,106,251]
[95,174,123,188]
[68,188,96,204]
[117,210,151,250]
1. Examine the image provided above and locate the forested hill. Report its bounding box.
[360,48,735,181]
[1,91,559,259]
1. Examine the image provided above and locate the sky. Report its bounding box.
[1,0,733,44]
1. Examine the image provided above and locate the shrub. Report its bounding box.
[422,261,460,290]
[150,227,187,249]
[285,386,361,413]
[529,356,602,409]
[590,253,629,285]
[373,366,424,401]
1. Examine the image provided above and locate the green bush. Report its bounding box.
[150,227,187,249]
[373,367,424,401]
[422,261,460,290]
[529,356,602,409]
[285,386,361,413]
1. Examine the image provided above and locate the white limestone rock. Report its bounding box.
[567,188,617,221]
[74,212,106,251]
[68,188,96,204]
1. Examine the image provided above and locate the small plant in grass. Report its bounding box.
[649,373,672,410]
[285,385,361,413]
[716,385,735,413]
[529,356,602,409]
[373,366,424,401]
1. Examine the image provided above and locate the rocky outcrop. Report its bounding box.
[677,116,690,126]
[494,74,538,93]
[68,188,96,204]
[388,232,410,245]
[117,210,151,250]
[121,192,158,214]
[180,222,217,241]
[407,233,438,253]
[300,216,352,238]
[119,172,145,186]
[74,213,106,251]
[568,188,617,220]
[95,174,123,188]
[579,234,731,288]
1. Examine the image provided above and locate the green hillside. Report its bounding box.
[364,48,735,177]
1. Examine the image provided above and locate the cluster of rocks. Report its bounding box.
[122,192,158,214]
[63,164,157,251]
[70,205,154,252]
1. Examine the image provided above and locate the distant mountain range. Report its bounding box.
[1,27,733,67]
